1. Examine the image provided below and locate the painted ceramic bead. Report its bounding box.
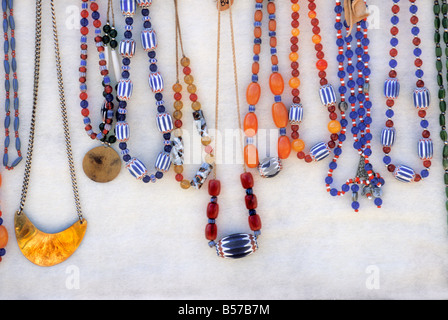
[119,39,136,58]
[244,144,259,168]
[413,87,430,109]
[272,102,288,128]
[310,142,330,161]
[381,127,396,147]
[240,172,254,189]
[115,121,130,142]
[215,233,258,259]
[384,78,400,99]
[258,157,282,178]
[120,0,135,16]
[117,78,133,101]
[278,135,291,159]
[289,103,303,124]
[394,165,416,183]
[156,113,173,133]
[126,157,148,180]
[246,82,261,105]
[269,72,284,95]
[244,112,258,137]
[418,138,433,160]
[155,152,171,172]
[141,29,157,51]
[148,71,164,93]
[319,84,337,106]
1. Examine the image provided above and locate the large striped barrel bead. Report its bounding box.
[156,113,173,133]
[115,121,130,142]
[215,233,258,259]
[155,152,171,172]
[413,87,430,110]
[126,157,148,180]
[418,138,433,160]
[289,103,303,124]
[119,39,136,58]
[310,142,330,161]
[381,127,395,147]
[120,0,135,16]
[319,84,337,107]
[136,0,152,7]
[384,78,400,99]
[258,156,282,178]
[141,29,157,51]
[393,165,416,183]
[148,72,164,93]
[117,78,133,101]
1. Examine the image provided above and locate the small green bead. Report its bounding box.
[440,100,447,112]
[437,60,443,72]
[444,144,448,158]
[441,130,448,142]
[443,17,448,29]
[444,172,448,185]
[443,3,448,14]
[445,186,448,198]
[439,89,446,100]
[436,47,443,58]
[436,17,441,29]
[435,4,441,14]
[440,113,446,126]
[435,32,441,43]
[443,158,448,169]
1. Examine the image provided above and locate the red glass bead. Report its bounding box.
[208,179,221,196]
[245,194,258,210]
[80,26,89,35]
[423,160,431,168]
[422,130,430,138]
[90,2,98,11]
[297,151,305,159]
[207,203,219,219]
[248,214,262,231]
[316,59,328,71]
[414,174,422,182]
[175,174,183,182]
[81,9,89,18]
[240,172,254,189]
[387,164,396,172]
[205,223,217,241]
[383,146,391,154]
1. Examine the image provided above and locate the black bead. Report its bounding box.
[109,28,118,38]
[110,40,118,49]
[102,35,110,44]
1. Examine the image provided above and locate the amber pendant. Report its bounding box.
[82,146,121,183]
[15,211,87,267]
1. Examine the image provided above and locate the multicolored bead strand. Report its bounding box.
[2,0,22,170]
[382,0,432,183]
[244,0,287,178]
[326,0,384,211]
[288,0,340,163]
[434,0,448,217]
[207,3,259,259]
[79,0,117,144]
[171,0,213,190]
[116,0,173,183]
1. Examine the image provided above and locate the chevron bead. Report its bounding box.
[148,72,164,93]
[136,0,152,6]
[155,152,171,172]
[156,113,173,133]
[384,78,400,99]
[115,121,130,142]
[381,127,396,147]
[310,142,330,161]
[418,138,433,160]
[117,79,133,101]
[289,103,303,124]
[141,29,157,51]
[119,39,135,58]
[215,233,258,259]
[126,157,147,180]
[120,0,135,16]
[319,84,337,106]
[413,87,430,110]
[394,165,416,183]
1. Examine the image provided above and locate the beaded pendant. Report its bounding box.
[79,0,121,183]
[381,0,432,183]
[206,1,260,259]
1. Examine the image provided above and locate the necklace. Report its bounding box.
[288,0,340,163]
[243,0,286,178]
[326,0,384,211]
[207,1,259,259]
[14,0,87,267]
[381,0,432,183]
[434,0,448,215]
[80,0,121,183]
[116,0,173,183]
[171,0,213,190]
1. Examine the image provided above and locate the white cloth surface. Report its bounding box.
[0,0,447,300]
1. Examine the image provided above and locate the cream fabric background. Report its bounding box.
[0,0,447,300]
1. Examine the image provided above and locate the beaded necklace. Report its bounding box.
[381,0,432,183]
[243,0,286,178]
[206,1,259,259]
[79,0,121,183]
[434,0,448,216]
[326,0,384,211]
[116,0,173,183]
[171,0,213,190]
[288,0,341,164]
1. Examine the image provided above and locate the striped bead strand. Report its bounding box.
[289,0,340,163]
[382,0,432,183]
[79,0,116,144]
[2,0,22,170]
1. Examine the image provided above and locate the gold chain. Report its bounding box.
[18,0,84,222]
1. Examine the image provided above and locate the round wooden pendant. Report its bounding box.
[82,146,121,183]
[217,0,234,11]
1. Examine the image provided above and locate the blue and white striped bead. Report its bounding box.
[119,39,135,58]
[115,121,130,142]
[141,29,157,51]
[126,157,148,180]
[156,113,173,133]
[289,103,303,124]
[120,0,135,16]
[148,72,164,93]
[310,142,330,161]
[384,78,400,99]
[319,84,337,106]
[393,165,416,183]
[136,0,152,7]
[155,152,171,172]
[215,233,258,259]
[418,138,433,160]
[413,87,430,110]
[117,79,133,101]
[381,127,396,147]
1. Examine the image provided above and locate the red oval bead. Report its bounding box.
[248,214,262,231]
[245,194,258,210]
[205,223,218,241]
[240,172,254,189]
[207,203,219,219]
[208,179,221,196]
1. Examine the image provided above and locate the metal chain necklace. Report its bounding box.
[14,0,87,267]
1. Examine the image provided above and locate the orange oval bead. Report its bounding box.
[244,144,259,168]
[269,72,284,95]
[328,120,342,133]
[289,77,300,89]
[272,102,288,128]
[278,135,291,159]
[254,27,262,38]
[254,10,263,22]
[246,82,261,105]
[289,52,298,62]
[312,34,321,44]
[291,139,305,152]
[244,112,258,137]
[0,225,8,249]
[253,44,261,55]
[269,19,276,31]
